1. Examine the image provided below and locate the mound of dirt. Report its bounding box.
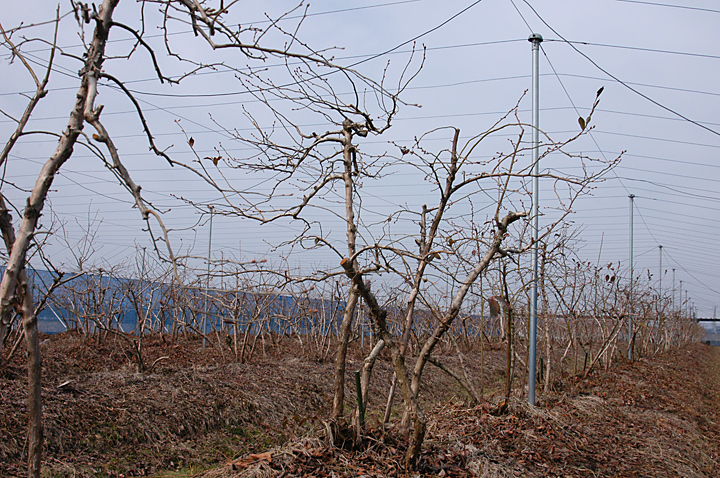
[1,332,719,477]
[1,333,338,477]
[197,344,720,478]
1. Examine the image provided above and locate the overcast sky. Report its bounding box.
[2,0,719,318]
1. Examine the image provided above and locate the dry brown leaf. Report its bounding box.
[229,451,273,469]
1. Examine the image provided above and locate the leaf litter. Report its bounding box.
[1,332,719,477]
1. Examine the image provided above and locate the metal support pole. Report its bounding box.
[658,245,663,317]
[672,268,676,313]
[628,194,635,360]
[658,245,663,302]
[528,32,542,406]
[203,207,214,349]
[140,246,146,335]
[679,280,683,317]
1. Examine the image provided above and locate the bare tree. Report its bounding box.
[1,1,405,474]
[172,37,423,425]
[9,2,703,473]
[193,83,616,466]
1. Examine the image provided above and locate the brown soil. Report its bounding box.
[1,332,719,477]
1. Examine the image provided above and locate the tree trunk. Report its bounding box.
[341,258,426,469]
[504,299,515,405]
[355,339,385,436]
[20,271,42,478]
[332,286,359,419]
[408,212,526,408]
[0,3,119,475]
[331,124,359,420]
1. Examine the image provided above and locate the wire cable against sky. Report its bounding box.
[521,0,720,138]
[563,40,720,61]
[508,0,533,32]
[8,43,720,101]
[539,45,631,196]
[345,0,486,69]
[508,0,719,310]
[614,177,720,202]
[628,198,720,295]
[259,0,422,23]
[614,0,720,14]
[662,248,720,295]
[534,41,641,214]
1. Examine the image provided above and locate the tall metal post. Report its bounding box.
[679,280,683,317]
[528,32,542,406]
[658,245,663,308]
[140,246,146,334]
[203,207,214,349]
[672,268,676,312]
[628,194,635,360]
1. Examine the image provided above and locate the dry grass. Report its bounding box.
[1,332,719,477]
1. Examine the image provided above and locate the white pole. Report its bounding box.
[628,194,635,360]
[672,268,676,313]
[141,246,146,334]
[528,32,542,406]
[658,245,663,310]
[203,207,214,349]
[679,280,683,317]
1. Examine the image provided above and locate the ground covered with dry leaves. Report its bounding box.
[1,332,719,477]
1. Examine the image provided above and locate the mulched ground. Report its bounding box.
[1,331,719,477]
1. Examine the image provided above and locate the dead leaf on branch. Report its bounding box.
[204,155,222,165]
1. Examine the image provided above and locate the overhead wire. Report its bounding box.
[344,0,486,69]
[506,0,637,214]
[15,0,424,54]
[510,0,720,309]
[612,177,720,202]
[613,0,720,14]
[5,0,720,305]
[661,247,720,295]
[564,40,720,61]
[7,44,720,102]
[594,130,720,150]
[521,0,720,138]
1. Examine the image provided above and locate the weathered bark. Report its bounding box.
[480,274,485,399]
[0,197,17,352]
[409,211,526,403]
[0,14,58,353]
[543,319,552,394]
[341,258,425,469]
[20,273,41,478]
[0,2,119,476]
[383,131,460,424]
[354,338,385,436]
[331,122,359,420]
[502,267,514,406]
[360,339,385,414]
[332,286,359,419]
